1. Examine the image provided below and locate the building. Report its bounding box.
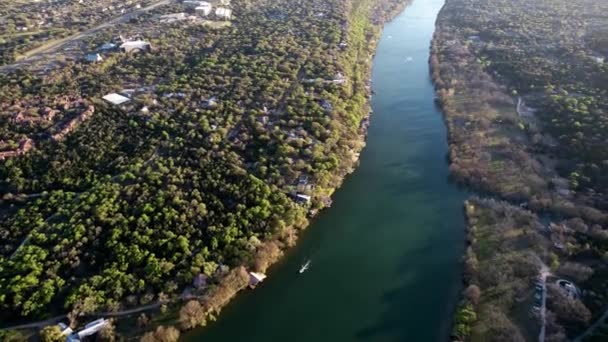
[183,0,206,5]
[119,40,152,53]
[103,93,131,106]
[202,96,218,108]
[159,12,187,23]
[77,318,109,339]
[193,273,208,289]
[320,99,332,112]
[257,115,269,125]
[195,2,212,16]
[331,72,347,84]
[85,53,103,63]
[295,193,311,204]
[215,7,232,20]
[99,42,117,51]
[57,323,73,336]
[249,272,267,287]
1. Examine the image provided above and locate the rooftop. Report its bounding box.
[102,93,131,105]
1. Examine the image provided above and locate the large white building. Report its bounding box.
[159,12,187,23]
[215,7,232,20]
[119,40,152,53]
[103,93,131,106]
[195,2,212,16]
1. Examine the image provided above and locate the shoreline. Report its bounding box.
[0,1,418,338]
[430,0,608,340]
[173,0,415,338]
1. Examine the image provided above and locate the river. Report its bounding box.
[185,0,466,340]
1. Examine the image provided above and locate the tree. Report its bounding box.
[179,300,206,330]
[40,325,64,342]
[547,284,591,326]
[140,325,180,342]
[484,309,525,342]
[96,320,116,342]
[0,330,27,342]
[558,262,593,283]
[464,284,481,305]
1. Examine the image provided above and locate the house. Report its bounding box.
[249,272,267,287]
[257,115,269,125]
[62,318,108,342]
[85,53,103,63]
[103,93,131,106]
[215,7,232,20]
[295,193,311,204]
[76,318,109,338]
[202,96,218,108]
[331,72,347,84]
[183,0,206,5]
[58,323,73,336]
[193,273,208,289]
[298,175,309,185]
[159,12,187,23]
[195,2,212,16]
[119,40,152,53]
[99,42,117,51]
[297,175,314,192]
[320,99,332,112]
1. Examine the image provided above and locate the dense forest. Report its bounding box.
[432,0,608,340]
[0,0,405,338]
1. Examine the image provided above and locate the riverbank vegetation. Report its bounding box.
[433,0,608,340]
[0,0,407,338]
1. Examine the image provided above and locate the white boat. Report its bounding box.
[299,260,311,273]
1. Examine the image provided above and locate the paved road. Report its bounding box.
[0,0,170,72]
[539,265,549,342]
[534,256,551,342]
[0,302,165,331]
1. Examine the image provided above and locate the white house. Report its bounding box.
[58,323,73,336]
[77,318,109,338]
[103,93,131,106]
[295,193,311,204]
[120,40,152,53]
[159,12,187,23]
[85,53,103,63]
[99,42,117,51]
[183,0,205,5]
[215,7,232,20]
[195,2,212,16]
[249,272,267,287]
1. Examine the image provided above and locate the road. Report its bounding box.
[0,302,165,331]
[0,0,170,72]
[534,256,551,342]
[539,265,549,342]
